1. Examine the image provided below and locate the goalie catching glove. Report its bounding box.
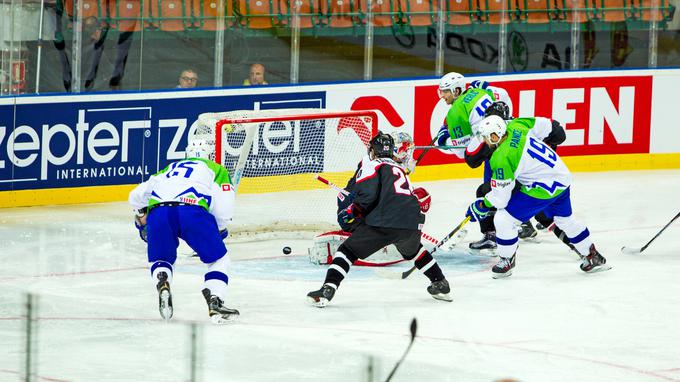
[413,187,431,213]
[466,197,491,222]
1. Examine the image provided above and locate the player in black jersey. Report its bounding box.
[307,132,452,307]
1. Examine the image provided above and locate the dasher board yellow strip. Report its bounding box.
[2,153,679,208]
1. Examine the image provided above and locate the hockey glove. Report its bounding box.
[413,187,431,213]
[435,125,451,146]
[470,80,490,89]
[219,228,229,240]
[466,198,491,222]
[134,219,148,243]
[338,204,361,225]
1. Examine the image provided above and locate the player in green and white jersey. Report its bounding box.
[465,115,610,278]
[434,72,540,249]
[129,139,240,323]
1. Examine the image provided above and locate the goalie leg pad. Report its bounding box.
[308,231,351,265]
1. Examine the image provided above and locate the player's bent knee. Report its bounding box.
[494,210,521,238]
[552,215,586,237]
[337,243,359,263]
[206,255,231,277]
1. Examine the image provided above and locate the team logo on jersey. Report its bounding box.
[221,184,232,191]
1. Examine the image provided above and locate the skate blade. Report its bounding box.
[431,293,453,302]
[159,290,173,321]
[583,264,612,274]
[307,296,329,308]
[469,248,498,257]
[210,313,239,324]
[492,270,513,279]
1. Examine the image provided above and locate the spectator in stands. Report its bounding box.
[243,63,268,86]
[177,69,199,89]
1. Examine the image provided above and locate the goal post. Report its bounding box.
[193,108,379,236]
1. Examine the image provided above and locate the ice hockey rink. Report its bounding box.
[1,169,679,382]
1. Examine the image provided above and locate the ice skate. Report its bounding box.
[427,279,453,302]
[469,231,497,256]
[580,245,611,273]
[307,284,336,308]
[202,288,239,324]
[492,255,516,278]
[156,271,173,321]
[518,221,538,241]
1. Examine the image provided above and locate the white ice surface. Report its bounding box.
[1,170,680,382]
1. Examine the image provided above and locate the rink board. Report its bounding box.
[1,69,680,207]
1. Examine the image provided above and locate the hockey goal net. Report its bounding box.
[193,109,377,238]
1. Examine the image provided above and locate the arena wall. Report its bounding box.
[1,69,679,207]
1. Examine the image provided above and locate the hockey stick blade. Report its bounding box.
[621,211,680,255]
[384,318,417,382]
[620,246,642,255]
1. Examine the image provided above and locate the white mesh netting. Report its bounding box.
[193,109,377,238]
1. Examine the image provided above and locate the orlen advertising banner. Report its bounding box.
[413,75,653,165]
[0,92,326,191]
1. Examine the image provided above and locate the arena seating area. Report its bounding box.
[60,0,676,33]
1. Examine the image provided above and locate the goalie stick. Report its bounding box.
[384,318,417,382]
[621,211,680,255]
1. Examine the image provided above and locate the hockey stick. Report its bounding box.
[621,211,680,255]
[314,175,440,248]
[413,145,466,150]
[412,136,437,166]
[315,174,349,196]
[397,216,472,280]
[384,317,417,382]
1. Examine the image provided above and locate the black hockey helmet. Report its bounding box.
[369,131,395,159]
[484,101,510,120]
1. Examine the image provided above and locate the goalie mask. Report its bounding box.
[185,139,213,160]
[369,131,395,159]
[390,131,414,163]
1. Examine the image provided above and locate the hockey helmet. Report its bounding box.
[185,139,212,160]
[390,131,414,162]
[483,101,510,120]
[369,131,395,159]
[478,115,507,147]
[438,72,466,98]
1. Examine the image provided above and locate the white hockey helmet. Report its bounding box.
[185,138,212,160]
[478,115,507,147]
[438,72,466,98]
[390,131,414,162]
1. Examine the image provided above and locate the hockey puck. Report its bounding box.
[283,246,292,255]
